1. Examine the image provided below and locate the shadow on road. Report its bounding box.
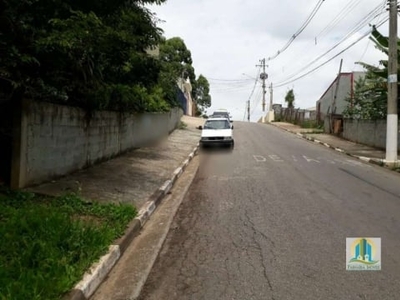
[199,146,233,155]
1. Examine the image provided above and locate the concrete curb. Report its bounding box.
[65,143,200,300]
[268,123,392,169]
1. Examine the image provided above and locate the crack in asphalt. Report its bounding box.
[139,123,400,300]
[242,209,276,300]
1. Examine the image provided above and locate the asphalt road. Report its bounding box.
[139,121,400,300]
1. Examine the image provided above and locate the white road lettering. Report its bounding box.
[303,155,320,163]
[269,155,284,162]
[253,155,266,162]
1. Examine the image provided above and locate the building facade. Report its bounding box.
[316,72,365,133]
[316,72,365,121]
[316,71,365,123]
[177,77,194,116]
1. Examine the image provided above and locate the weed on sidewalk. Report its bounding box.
[178,121,188,130]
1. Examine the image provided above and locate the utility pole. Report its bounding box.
[247,100,250,122]
[269,83,273,112]
[330,59,343,134]
[256,59,268,112]
[386,0,398,163]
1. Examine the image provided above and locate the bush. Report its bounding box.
[86,84,171,113]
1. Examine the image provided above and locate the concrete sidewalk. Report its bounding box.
[27,116,204,208]
[269,121,400,164]
[25,115,205,300]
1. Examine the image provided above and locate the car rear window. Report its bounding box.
[212,112,229,118]
[204,120,230,129]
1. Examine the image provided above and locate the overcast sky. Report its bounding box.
[147,0,393,122]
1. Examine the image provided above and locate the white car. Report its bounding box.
[209,110,233,123]
[199,117,234,149]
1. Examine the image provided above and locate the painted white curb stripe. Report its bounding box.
[160,179,173,194]
[275,124,389,168]
[135,210,149,227]
[75,245,121,299]
[145,201,156,216]
[173,167,183,178]
[358,156,371,162]
[183,159,190,168]
[72,144,201,299]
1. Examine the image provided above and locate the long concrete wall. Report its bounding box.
[11,100,182,188]
[343,119,400,149]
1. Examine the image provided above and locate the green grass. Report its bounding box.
[0,189,136,300]
[301,130,324,134]
[390,163,400,171]
[300,120,322,129]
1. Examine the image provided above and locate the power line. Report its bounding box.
[354,1,387,69]
[278,0,386,80]
[250,86,263,117]
[267,0,326,62]
[210,79,255,91]
[316,0,362,40]
[209,77,255,92]
[209,83,253,89]
[280,0,360,71]
[244,67,261,121]
[211,82,253,89]
[209,80,252,84]
[274,17,388,88]
[274,4,387,85]
[289,3,384,81]
[211,85,256,93]
[355,39,371,70]
[207,77,253,82]
[338,1,385,39]
[274,32,376,88]
[243,100,248,121]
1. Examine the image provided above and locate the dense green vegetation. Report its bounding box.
[344,27,400,119]
[0,0,211,113]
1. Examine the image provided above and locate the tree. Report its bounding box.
[343,73,387,120]
[193,75,211,115]
[285,89,295,108]
[158,37,211,111]
[343,26,400,119]
[0,0,169,112]
[357,26,400,80]
[159,37,194,83]
[158,37,194,107]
